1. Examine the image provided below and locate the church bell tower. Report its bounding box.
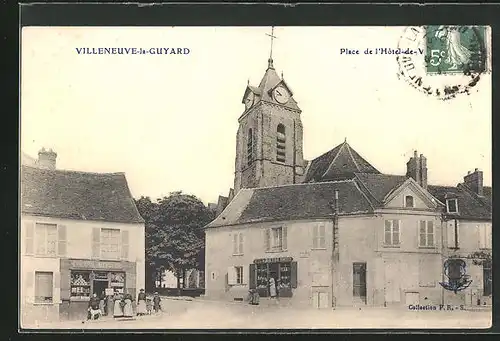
[234,28,305,194]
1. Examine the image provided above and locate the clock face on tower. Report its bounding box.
[245,92,255,110]
[273,86,290,104]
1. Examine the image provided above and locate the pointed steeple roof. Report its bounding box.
[304,140,380,182]
[243,61,300,111]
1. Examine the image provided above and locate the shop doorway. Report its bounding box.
[93,279,108,297]
[269,263,279,283]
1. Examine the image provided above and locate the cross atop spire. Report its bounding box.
[266,26,277,69]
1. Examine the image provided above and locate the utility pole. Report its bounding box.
[331,190,339,309]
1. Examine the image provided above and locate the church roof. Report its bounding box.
[21,165,144,223]
[205,180,374,228]
[427,184,492,220]
[304,141,381,183]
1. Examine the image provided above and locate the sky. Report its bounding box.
[21,27,492,204]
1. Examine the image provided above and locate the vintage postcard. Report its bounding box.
[20,25,492,330]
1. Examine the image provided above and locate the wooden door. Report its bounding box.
[353,262,367,303]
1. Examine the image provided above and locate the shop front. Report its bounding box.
[59,258,137,320]
[249,257,297,298]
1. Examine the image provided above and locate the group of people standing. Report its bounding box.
[248,277,280,306]
[87,289,162,320]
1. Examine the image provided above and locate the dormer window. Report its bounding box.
[405,195,414,208]
[446,198,458,214]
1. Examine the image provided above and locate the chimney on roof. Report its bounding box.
[464,168,483,196]
[38,147,57,170]
[406,150,428,190]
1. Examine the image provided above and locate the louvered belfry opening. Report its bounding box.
[247,128,254,165]
[276,124,286,163]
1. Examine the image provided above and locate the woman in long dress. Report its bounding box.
[269,277,277,299]
[123,293,134,318]
[99,291,106,316]
[136,289,147,316]
[113,292,124,318]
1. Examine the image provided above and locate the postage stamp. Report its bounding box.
[397,25,491,100]
[424,26,488,75]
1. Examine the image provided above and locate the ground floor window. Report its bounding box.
[250,260,297,298]
[483,262,492,296]
[70,270,126,300]
[35,271,53,303]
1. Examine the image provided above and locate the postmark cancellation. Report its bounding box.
[397,26,491,100]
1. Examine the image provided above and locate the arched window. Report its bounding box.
[247,128,254,165]
[276,124,286,162]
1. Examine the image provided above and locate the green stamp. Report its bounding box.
[425,25,487,75]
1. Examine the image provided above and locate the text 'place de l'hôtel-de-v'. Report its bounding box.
[20,46,492,325]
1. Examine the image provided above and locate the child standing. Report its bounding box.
[146,297,153,315]
[152,292,162,313]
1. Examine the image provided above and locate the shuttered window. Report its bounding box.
[266,227,286,252]
[312,224,326,249]
[384,220,400,246]
[290,261,298,288]
[282,226,287,250]
[233,232,244,255]
[35,223,58,256]
[91,227,100,259]
[239,233,244,254]
[35,271,53,303]
[264,229,270,252]
[249,264,256,289]
[57,225,67,257]
[227,266,244,285]
[121,230,129,260]
[419,221,434,247]
[447,221,459,248]
[25,221,35,255]
[101,228,121,260]
[483,262,492,296]
[479,225,492,249]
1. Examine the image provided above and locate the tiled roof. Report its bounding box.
[304,141,380,182]
[427,184,491,220]
[482,186,492,207]
[206,180,374,228]
[354,173,409,205]
[21,165,144,223]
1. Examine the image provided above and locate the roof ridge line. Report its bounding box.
[345,142,361,172]
[352,178,376,211]
[21,165,125,176]
[253,179,354,191]
[320,142,346,178]
[353,174,381,206]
